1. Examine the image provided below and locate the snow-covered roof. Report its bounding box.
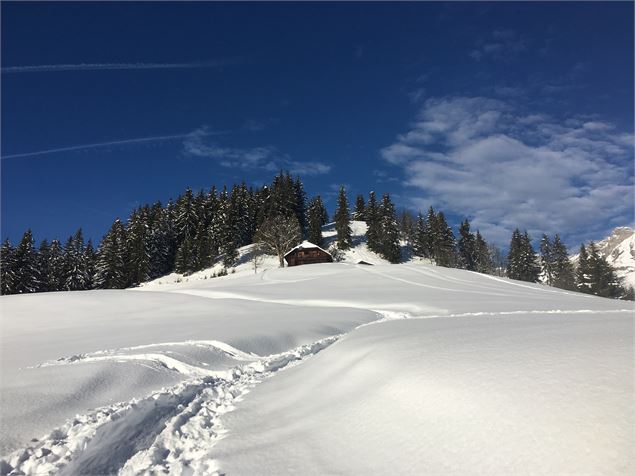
[284,241,332,258]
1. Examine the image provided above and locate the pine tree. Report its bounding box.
[307,196,328,247]
[539,234,554,285]
[84,240,96,290]
[47,239,65,291]
[13,229,40,293]
[175,234,195,274]
[576,244,592,293]
[36,240,51,292]
[94,219,127,289]
[586,242,624,298]
[125,209,151,286]
[412,213,428,258]
[353,195,366,221]
[219,187,239,268]
[399,210,416,252]
[63,229,89,291]
[551,235,575,290]
[457,219,476,271]
[293,177,308,238]
[1,239,17,295]
[506,229,539,282]
[519,231,540,282]
[175,188,198,246]
[377,194,401,263]
[474,231,492,274]
[425,207,437,259]
[432,212,456,267]
[334,186,352,250]
[366,191,379,251]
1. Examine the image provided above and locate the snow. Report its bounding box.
[214,313,633,475]
[1,224,633,475]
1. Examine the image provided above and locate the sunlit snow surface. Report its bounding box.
[1,230,633,475]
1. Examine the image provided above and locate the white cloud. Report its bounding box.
[380,96,634,246]
[183,127,331,176]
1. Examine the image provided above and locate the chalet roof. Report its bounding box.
[284,241,332,258]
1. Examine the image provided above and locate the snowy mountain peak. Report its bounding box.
[574,226,635,289]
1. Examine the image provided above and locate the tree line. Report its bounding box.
[1,172,631,300]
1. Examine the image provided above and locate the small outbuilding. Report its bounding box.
[284,241,333,267]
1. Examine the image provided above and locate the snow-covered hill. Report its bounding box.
[1,256,632,474]
[572,226,635,289]
[140,221,397,289]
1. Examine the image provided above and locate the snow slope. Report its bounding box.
[1,247,633,474]
[572,226,635,289]
[214,313,633,475]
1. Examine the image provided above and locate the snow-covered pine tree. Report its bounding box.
[586,242,624,298]
[457,219,476,271]
[146,202,170,279]
[175,234,195,274]
[412,213,428,258]
[94,219,127,289]
[506,229,522,280]
[399,210,416,252]
[12,230,41,293]
[425,207,437,259]
[84,240,96,290]
[432,212,456,267]
[551,235,575,291]
[238,183,257,246]
[219,187,239,268]
[539,234,554,286]
[293,177,308,238]
[125,209,151,286]
[518,231,540,282]
[366,191,379,251]
[1,239,17,295]
[353,195,366,221]
[307,196,328,247]
[36,240,51,292]
[47,239,65,291]
[334,186,352,250]
[575,244,592,293]
[377,194,401,263]
[193,220,213,271]
[474,231,492,274]
[63,229,90,291]
[175,188,198,247]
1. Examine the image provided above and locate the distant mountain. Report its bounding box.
[572,227,635,289]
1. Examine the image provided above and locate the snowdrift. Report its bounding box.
[1,256,633,475]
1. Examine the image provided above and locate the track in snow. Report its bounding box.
[0,336,341,476]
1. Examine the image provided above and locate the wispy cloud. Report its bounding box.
[470,29,529,62]
[381,96,634,246]
[1,133,214,159]
[1,60,233,74]
[183,127,331,176]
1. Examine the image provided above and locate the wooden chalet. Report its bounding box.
[284,241,333,267]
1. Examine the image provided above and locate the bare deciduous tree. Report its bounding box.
[255,215,302,267]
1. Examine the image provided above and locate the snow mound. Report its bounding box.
[214,312,633,475]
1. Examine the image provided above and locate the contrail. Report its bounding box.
[2,60,231,74]
[2,133,194,159]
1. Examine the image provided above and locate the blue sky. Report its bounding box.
[2,2,633,248]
